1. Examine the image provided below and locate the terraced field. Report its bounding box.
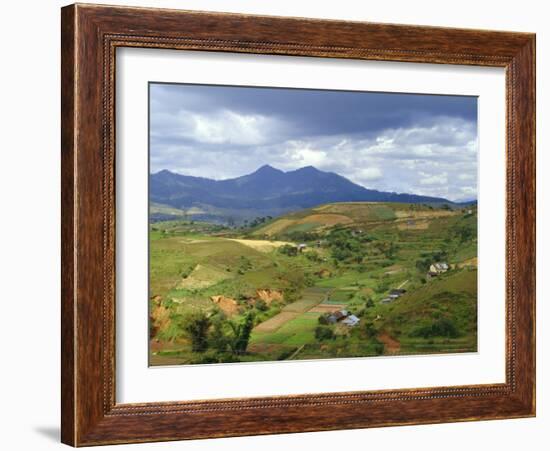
[252,287,330,333]
[254,202,457,237]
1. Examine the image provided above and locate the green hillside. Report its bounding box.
[371,269,478,355]
[149,201,478,366]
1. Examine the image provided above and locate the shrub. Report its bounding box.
[375,281,390,293]
[315,326,335,341]
[279,244,298,256]
[364,322,377,338]
[255,299,268,312]
[277,347,298,360]
[410,318,460,339]
[180,264,195,279]
[305,250,322,262]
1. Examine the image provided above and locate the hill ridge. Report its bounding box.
[150,166,456,224]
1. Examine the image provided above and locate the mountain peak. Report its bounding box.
[153,169,179,179]
[253,164,284,175]
[292,165,321,173]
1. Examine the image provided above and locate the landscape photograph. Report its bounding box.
[148,83,478,366]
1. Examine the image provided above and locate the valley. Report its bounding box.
[149,201,478,366]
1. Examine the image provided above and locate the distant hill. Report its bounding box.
[150,165,455,224]
[252,201,467,237]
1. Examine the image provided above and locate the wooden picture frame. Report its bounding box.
[61,3,535,446]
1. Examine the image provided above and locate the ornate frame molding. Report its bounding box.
[62,4,535,446]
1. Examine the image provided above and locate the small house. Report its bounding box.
[389,288,406,297]
[341,315,360,327]
[383,288,407,302]
[327,309,349,324]
[429,262,449,275]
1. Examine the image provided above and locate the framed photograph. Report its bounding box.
[61,4,535,446]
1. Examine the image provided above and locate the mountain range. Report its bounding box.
[150,165,454,224]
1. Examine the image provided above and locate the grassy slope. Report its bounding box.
[373,269,478,354]
[150,226,326,313]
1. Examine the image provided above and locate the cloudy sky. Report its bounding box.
[150,83,478,202]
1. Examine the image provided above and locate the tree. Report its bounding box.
[182,311,211,353]
[228,313,255,355]
[416,258,431,273]
[365,297,375,308]
[208,311,231,354]
[453,223,475,243]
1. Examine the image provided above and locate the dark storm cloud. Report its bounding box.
[149,83,478,201]
[150,83,476,138]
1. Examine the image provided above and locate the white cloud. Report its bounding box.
[352,167,383,183]
[182,110,276,145]
[419,172,448,186]
[280,141,328,167]
[292,148,328,167]
[460,186,477,196]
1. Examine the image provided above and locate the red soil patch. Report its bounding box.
[256,289,283,305]
[150,296,171,339]
[210,295,240,316]
[378,333,401,355]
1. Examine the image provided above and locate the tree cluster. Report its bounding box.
[178,310,256,359]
